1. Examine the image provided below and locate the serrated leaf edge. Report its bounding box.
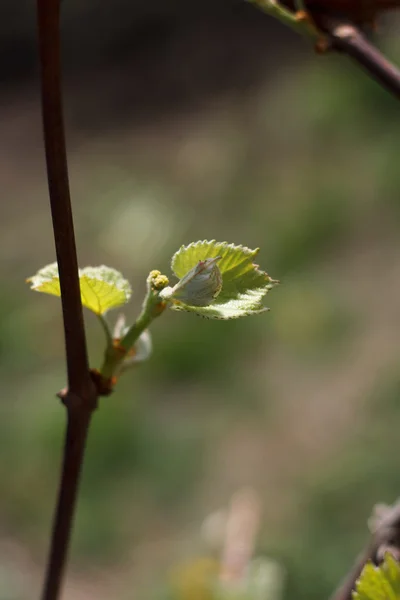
[171,240,259,275]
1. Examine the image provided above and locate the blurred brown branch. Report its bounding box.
[267,0,400,101]
[321,17,400,101]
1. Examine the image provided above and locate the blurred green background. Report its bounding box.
[1,1,400,598]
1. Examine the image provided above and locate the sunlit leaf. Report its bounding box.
[353,554,400,600]
[161,240,278,319]
[27,263,132,315]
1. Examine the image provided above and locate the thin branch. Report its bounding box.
[41,403,93,600]
[36,1,98,599]
[318,17,400,101]
[251,2,400,101]
[37,0,93,398]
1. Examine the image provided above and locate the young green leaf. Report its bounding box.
[27,262,132,315]
[160,240,278,319]
[353,554,400,600]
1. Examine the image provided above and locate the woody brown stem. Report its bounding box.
[36,1,98,598]
[322,17,400,101]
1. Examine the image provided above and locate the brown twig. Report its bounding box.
[41,403,94,600]
[253,1,400,101]
[36,0,91,395]
[36,1,98,599]
[320,17,400,101]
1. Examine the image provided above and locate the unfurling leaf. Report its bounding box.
[161,240,278,320]
[27,263,131,315]
[160,257,223,306]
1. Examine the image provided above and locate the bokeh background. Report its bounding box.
[1,1,400,598]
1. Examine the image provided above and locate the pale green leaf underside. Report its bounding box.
[169,240,277,319]
[27,263,132,315]
[171,297,269,319]
[353,555,400,600]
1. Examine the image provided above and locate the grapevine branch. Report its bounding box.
[251,1,400,102]
[36,1,98,599]
[321,17,400,101]
[34,1,400,599]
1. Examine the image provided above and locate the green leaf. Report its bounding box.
[27,263,132,315]
[161,240,278,319]
[353,554,400,600]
